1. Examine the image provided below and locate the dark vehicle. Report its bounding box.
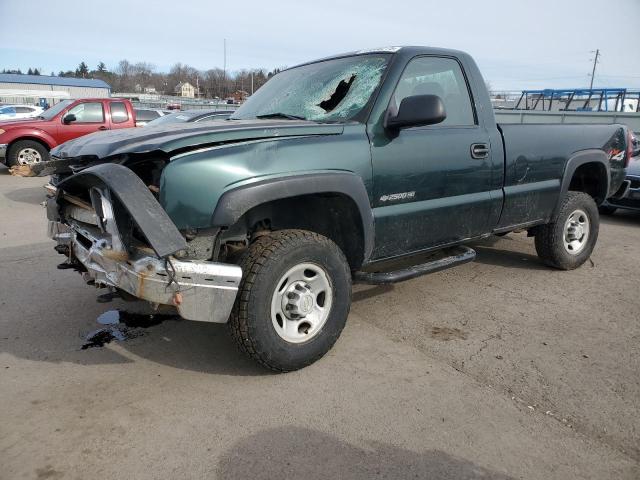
[600,134,640,213]
[133,108,171,127]
[45,47,632,371]
[144,109,232,126]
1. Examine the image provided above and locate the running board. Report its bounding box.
[354,246,476,285]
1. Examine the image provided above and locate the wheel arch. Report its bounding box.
[212,172,374,268]
[553,149,610,217]
[8,135,55,154]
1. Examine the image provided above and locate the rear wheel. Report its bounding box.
[7,140,49,167]
[534,191,599,270]
[229,229,352,372]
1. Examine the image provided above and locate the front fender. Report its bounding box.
[211,172,375,262]
[159,126,373,230]
[3,127,57,149]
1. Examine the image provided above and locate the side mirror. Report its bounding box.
[632,137,639,157]
[63,113,76,124]
[385,94,446,130]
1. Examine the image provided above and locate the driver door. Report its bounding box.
[369,56,500,259]
[59,101,109,143]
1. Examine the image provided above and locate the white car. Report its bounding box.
[0,105,44,121]
[134,108,172,127]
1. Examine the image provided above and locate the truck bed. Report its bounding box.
[496,123,628,228]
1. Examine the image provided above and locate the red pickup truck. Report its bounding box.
[0,98,135,169]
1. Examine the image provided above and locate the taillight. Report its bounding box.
[626,129,633,167]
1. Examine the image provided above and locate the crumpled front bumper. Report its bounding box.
[46,163,243,323]
[50,221,242,322]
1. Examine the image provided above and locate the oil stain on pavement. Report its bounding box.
[81,310,175,350]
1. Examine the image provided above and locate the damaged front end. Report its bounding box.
[47,163,242,323]
[9,156,76,177]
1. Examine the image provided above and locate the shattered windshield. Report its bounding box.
[231,54,391,122]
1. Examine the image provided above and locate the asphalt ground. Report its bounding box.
[1,165,638,479]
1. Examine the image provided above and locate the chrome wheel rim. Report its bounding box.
[270,262,333,343]
[17,147,43,165]
[563,209,590,255]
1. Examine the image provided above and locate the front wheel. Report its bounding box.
[534,191,599,270]
[6,140,50,167]
[229,229,352,372]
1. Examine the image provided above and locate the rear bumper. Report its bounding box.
[50,221,242,322]
[603,176,640,211]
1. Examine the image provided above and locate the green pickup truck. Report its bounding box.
[46,46,633,371]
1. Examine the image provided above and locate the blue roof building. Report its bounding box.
[0,73,111,105]
[0,73,110,90]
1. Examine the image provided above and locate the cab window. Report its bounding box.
[110,102,129,123]
[391,57,475,126]
[66,102,104,123]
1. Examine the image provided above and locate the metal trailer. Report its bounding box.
[511,88,640,113]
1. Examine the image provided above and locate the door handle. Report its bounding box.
[470,143,489,159]
[98,126,107,131]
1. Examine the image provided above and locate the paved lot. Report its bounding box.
[1,165,639,479]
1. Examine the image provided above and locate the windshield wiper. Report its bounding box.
[255,112,307,120]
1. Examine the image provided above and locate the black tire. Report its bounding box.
[598,205,617,215]
[534,191,599,270]
[6,140,49,167]
[229,229,352,372]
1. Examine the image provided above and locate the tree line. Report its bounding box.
[2,61,280,99]
[1,68,44,75]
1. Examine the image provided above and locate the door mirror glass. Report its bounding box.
[63,113,77,124]
[385,94,446,130]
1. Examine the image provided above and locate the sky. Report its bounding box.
[1,0,639,92]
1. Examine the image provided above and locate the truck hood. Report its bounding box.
[51,119,344,159]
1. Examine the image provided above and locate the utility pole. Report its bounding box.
[589,49,600,90]
[223,39,227,100]
[251,71,254,95]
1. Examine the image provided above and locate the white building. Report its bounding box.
[0,73,111,106]
[174,82,196,98]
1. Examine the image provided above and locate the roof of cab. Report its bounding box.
[287,46,470,71]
